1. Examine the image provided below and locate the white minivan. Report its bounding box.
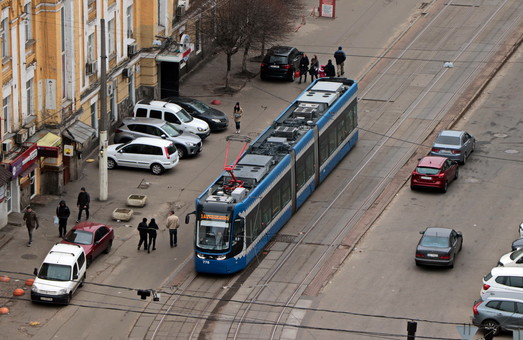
[134,99,210,139]
[31,243,87,305]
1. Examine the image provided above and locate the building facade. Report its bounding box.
[0,0,211,225]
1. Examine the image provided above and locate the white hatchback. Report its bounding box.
[106,137,179,175]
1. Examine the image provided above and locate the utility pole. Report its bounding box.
[99,19,108,201]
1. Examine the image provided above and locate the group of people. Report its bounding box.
[298,46,347,83]
[137,210,180,253]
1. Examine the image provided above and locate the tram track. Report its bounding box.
[144,0,523,339]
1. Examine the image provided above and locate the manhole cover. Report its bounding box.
[505,149,519,154]
[21,254,37,260]
[494,133,508,138]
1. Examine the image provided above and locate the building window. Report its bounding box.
[26,78,34,117]
[91,102,98,137]
[1,18,9,59]
[126,6,133,39]
[108,18,115,56]
[157,0,165,30]
[87,33,95,61]
[24,3,32,42]
[195,19,201,52]
[61,7,66,97]
[3,95,11,134]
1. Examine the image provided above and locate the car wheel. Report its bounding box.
[79,273,86,287]
[177,146,187,159]
[66,292,72,305]
[150,163,164,175]
[107,158,117,169]
[454,167,459,180]
[288,69,295,82]
[482,319,500,336]
[460,155,466,165]
[104,240,112,254]
[442,181,448,193]
[449,259,454,269]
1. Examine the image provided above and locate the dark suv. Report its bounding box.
[163,97,229,132]
[260,46,303,82]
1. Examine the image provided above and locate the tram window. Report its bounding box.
[319,138,329,164]
[271,188,281,217]
[281,174,291,205]
[261,198,271,227]
[337,118,346,144]
[305,152,314,178]
[296,157,306,190]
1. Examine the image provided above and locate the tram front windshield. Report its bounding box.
[196,218,230,251]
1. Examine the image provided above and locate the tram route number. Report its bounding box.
[200,213,229,221]
[203,260,211,264]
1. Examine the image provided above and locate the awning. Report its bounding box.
[0,166,12,186]
[37,132,61,158]
[64,121,97,144]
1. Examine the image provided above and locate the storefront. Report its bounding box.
[0,166,12,227]
[36,132,62,195]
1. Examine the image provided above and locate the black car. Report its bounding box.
[260,46,303,82]
[164,97,229,132]
[415,227,463,268]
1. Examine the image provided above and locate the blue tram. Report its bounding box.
[189,78,358,274]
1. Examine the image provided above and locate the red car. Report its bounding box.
[410,156,459,193]
[61,222,114,266]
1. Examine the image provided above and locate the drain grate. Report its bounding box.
[273,234,298,243]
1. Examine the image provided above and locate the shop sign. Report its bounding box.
[64,144,74,157]
[9,143,38,178]
[180,34,192,62]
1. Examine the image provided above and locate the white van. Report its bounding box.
[31,243,87,305]
[134,99,210,139]
[481,266,523,299]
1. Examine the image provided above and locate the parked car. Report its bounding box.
[512,238,523,251]
[61,222,114,267]
[498,248,523,267]
[134,99,210,139]
[415,227,462,268]
[163,97,229,132]
[260,46,303,82]
[481,267,523,298]
[430,130,475,164]
[410,156,459,193]
[472,292,523,336]
[31,243,86,305]
[114,117,202,158]
[106,137,179,175]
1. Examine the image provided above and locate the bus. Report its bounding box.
[187,77,358,274]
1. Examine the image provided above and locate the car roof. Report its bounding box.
[71,222,112,233]
[482,291,523,302]
[267,46,296,56]
[136,99,182,112]
[123,117,167,127]
[438,130,465,137]
[44,244,84,265]
[490,266,523,276]
[423,227,453,237]
[128,137,174,147]
[417,156,447,167]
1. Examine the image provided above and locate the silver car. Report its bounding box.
[430,130,475,164]
[472,293,523,336]
[114,117,202,158]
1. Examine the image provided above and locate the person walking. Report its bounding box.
[233,102,243,134]
[23,206,39,247]
[324,59,336,77]
[333,46,347,77]
[166,210,180,247]
[309,55,319,82]
[137,218,149,251]
[76,187,90,223]
[147,218,159,253]
[56,200,71,238]
[298,53,309,84]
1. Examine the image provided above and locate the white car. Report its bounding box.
[106,137,179,175]
[481,267,523,299]
[498,248,523,267]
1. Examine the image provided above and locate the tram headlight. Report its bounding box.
[196,253,205,259]
[216,255,226,261]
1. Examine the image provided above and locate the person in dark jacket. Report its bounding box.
[147,218,159,253]
[137,218,148,251]
[298,53,309,84]
[324,59,336,77]
[76,187,90,223]
[333,46,347,77]
[23,206,39,247]
[309,55,320,82]
[56,200,71,238]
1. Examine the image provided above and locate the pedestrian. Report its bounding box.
[76,187,90,223]
[147,218,159,253]
[334,46,347,77]
[298,53,309,84]
[166,210,180,247]
[56,200,71,238]
[137,218,148,250]
[23,206,39,247]
[233,102,243,134]
[324,59,336,77]
[309,55,319,82]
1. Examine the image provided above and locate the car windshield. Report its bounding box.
[266,55,288,64]
[38,263,71,281]
[64,230,93,245]
[510,248,523,260]
[176,108,193,123]
[189,101,210,113]
[435,135,460,145]
[196,219,230,251]
[161,123,181,137]
[416,167,440,175]
[420,235,449,248]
